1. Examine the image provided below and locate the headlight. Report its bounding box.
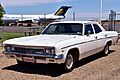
[11,47,15,51]
[45,48,55,55]
[4,45,15,52]
[5,46,12,52]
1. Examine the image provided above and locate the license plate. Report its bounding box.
[23,57,35,63]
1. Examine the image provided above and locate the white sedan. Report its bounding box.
[3,21,118,72]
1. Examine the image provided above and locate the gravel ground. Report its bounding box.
[0,40,120,80]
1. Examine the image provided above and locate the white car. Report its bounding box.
[3,21,118,72]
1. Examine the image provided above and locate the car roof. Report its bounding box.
[50,21,99,24]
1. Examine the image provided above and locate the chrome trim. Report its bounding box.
[61,36,118,49]
[4,44,55,49]
[4,45,56,56]
[61,40,95,49]
[2,51,65,64]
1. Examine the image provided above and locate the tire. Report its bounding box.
[63,53,75,72]
[18,24,23,26]
[27,24,32,27]
[103,44,109,56]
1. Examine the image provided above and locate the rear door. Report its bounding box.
[92,24,107,52]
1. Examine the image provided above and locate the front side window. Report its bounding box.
[84,24,94,35]
[42,23,83,35]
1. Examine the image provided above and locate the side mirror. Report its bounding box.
[86,30,91,36]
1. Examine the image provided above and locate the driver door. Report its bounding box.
[81,23,97,58]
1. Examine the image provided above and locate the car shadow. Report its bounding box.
[75,50,115,68]
[2,50,115,77]
[2,63,64,77]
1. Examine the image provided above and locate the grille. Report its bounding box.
[13,47,45,54]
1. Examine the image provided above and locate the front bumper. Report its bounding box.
[2,51,65,64]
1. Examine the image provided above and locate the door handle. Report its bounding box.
[105,34,107,37]
[94,36,97,39]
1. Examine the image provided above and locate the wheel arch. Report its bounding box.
[105,39,112,46]
[66,48,80,61]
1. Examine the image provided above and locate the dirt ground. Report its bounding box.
[0,40,120,80]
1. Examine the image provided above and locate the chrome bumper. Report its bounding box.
[2,51,65,64]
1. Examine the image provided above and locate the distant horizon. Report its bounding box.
[1,0,120,20]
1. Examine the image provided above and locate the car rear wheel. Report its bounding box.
[103,44,109,56]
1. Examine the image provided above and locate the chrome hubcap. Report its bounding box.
[66,54,73,69]
[105,45,109,54]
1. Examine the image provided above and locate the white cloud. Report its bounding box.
[0,0,64,7]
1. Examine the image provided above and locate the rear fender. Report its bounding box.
[105,39,112,46]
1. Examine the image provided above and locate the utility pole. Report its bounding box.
[21,14,23,22]
[109,10,116,31]
[44,13,46,19]
[73,12,75,21]
[100,0,102,24]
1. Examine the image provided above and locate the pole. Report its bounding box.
[100,0,102,24]
[21,14,23,21]
[73,12,75,21]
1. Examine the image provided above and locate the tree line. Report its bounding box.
[0,3,5,26]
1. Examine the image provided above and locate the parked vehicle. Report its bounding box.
[3,21,118,72]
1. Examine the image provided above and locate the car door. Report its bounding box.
[92,24,107,53]
[81,23,97,58]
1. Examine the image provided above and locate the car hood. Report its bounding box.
[3,35,74,47]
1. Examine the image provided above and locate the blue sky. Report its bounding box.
[1,0,120,20]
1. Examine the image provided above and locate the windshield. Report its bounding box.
[42,23,83,35]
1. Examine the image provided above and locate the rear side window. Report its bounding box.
[93,24,102,33]
[84,24,94,35]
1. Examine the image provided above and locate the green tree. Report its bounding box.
[0,3,5,26]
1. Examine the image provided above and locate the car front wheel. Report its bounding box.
[63,53,75,72]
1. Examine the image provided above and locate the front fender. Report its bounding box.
[61,45,81,61]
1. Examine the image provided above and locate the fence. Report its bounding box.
[20,26,44,36]
[102,10,120,34]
